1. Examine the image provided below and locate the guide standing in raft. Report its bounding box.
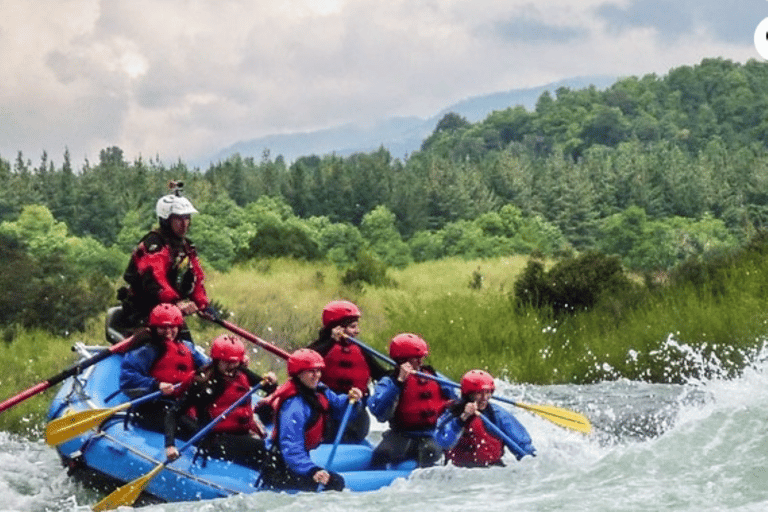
[117,181,217,341]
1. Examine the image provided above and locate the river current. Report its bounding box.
[2,341,768,512]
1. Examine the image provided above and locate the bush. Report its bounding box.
[0,233,113,336]
[513,250,637,316]
[341,250,396,289]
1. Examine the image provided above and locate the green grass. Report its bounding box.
[0,329,82,435]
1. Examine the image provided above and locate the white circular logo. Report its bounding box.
[755,18,768,60]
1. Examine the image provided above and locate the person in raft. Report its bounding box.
[119,303,209,432]
[116,180,217,340]
[435,369,535,467]
[367,333,456,468]
[260,349,364,492]
[306,300,387,442]
[163,334,278,468]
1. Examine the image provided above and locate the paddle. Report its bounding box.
[319,397,357,491]
[326,397,357,471]
[198,313,290,360]
[477,413,531,458]
[92,381,264,512]
[346,336,592,434]
[45,384,181,446]
[0,330,146,415]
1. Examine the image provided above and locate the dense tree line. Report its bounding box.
[1,57,768,335]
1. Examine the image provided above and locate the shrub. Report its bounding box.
[513,250,637,316]
[341,250,396,289]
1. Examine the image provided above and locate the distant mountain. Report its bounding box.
[201,75,616,166]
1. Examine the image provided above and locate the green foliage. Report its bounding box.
[236,197,321,261]
[360,206,412,268]
[340,249,396,289]
[0,207,116,334]
[513,250,638,316]
[308,216,364,268]
[193,213,236,272]
[0,232,112,335]
[598,206,737,271]
[0,329,77,434]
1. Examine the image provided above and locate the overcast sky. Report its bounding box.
[1,0,765,169]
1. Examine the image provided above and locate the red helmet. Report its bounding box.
[460,369,495,395]
[210,334,246,363]
[389,333,429,360]
[148,303,184,327]
[287,348,325,377]
[322,300,361,327]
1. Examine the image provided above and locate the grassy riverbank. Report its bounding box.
[3,250,768,436]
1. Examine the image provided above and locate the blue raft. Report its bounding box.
[47,344,415,504]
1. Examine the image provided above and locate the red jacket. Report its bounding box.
[122,230,208,318]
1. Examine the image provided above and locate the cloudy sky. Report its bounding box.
[1,0,765,169]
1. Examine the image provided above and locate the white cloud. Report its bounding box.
[0,0,759,168]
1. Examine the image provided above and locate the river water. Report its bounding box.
[2,343,768,512]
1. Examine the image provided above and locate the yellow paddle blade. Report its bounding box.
[46,403,131,446]
[515,402,592,434]
[92,463,165,512]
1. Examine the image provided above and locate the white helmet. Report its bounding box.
[156,194,198,219]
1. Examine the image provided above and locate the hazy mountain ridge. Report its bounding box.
[202,75,617,166]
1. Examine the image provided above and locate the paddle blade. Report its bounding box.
[516,402,592,434]
[46,404,129,446]
[92,463,165,512]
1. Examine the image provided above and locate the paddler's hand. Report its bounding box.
[397,362,415,383]
[330,325,347,342]
[460,402,478,422]
[166,446,180,461]
[262,371,277,386]
[348,387,363,402]
[176,300,198,316]
[159,382,175,395]
[313,469,331,485]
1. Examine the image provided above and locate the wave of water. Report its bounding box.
[4,342,768,512]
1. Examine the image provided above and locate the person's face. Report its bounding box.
[156,325,179,341]
[216,359,240,379]
[341,320,360,338]
[470,390,493,410]
[298,367,322,389]
[407,356,424,370]
[169,214,191,238]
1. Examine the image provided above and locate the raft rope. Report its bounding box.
[91,430,240,497]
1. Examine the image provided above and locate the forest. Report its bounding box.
[1,56,768,337]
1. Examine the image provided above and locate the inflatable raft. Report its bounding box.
[47,343,415,504]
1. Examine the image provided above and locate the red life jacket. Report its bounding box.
[125,230,208,310]
[446,414,505,467]
[270,380,329,450]
[321,342,371,394]
[149,339,195,395]
[393,371,447,430]
[207,372,255,434]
